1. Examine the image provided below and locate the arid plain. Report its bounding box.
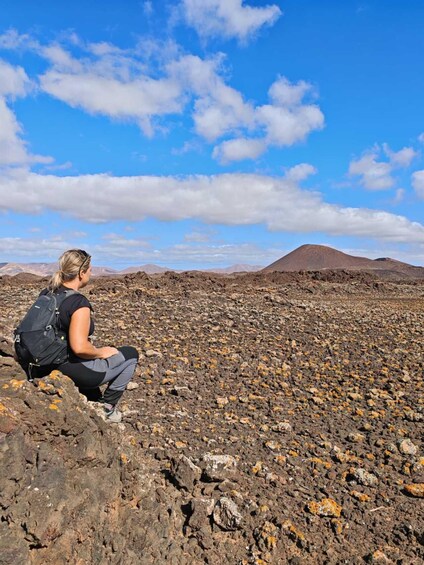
[0,270,423,564]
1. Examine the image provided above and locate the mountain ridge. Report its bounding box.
[263,244,424,278]
[0,262,263,277]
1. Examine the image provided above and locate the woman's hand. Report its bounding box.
[98,346,120,359]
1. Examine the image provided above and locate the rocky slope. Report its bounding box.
[1,271,423,564]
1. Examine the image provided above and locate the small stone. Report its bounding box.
[348,392,363,401]
[274,455,286,467]
[404,411,423,422]
[307,498,342,518]
[412,457,424,474]
[353,468,378,487]
[312,396,324,405]
[348,432,365,443]
[201,453,238,482]
[145,349,162,357]
[331,518,343,535]
[251,461,263,475]
[216,396,229,407]
[264,440,281,451]
[350,490,371,502]
[254,521,278,552]
[126,382,139,391]
[366,550,391,562]
[170,455,202,491]
[171,386,191,398]
[212,497,243,531]
[403,483,424,498]
[398,439,418,456]
[188,498,216,531]
[272,421,292,433]
[282,520,306,546]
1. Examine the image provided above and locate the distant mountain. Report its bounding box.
[0,262,57,276]
[91,266,118,276]
[205,264,263,274]
[0,262,117,277]
[263,244,424,278]
[120,264,171,274]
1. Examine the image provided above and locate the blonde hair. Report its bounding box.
[49,249,91,290]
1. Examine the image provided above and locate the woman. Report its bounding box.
[44,249,138,423]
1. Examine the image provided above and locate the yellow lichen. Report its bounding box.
[404,484,424,498]
[282,520,306,542]
[10,379,25,390]
[350,490,371,502]
[307,498,342,517]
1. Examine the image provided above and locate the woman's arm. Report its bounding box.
[68,307,118,359]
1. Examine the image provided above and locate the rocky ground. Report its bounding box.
[0,270,423,564]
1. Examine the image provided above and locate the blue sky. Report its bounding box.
[1,0,424,269]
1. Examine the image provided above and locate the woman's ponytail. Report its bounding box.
[49,270,64,291]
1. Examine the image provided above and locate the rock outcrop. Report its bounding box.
[0,371,188,565]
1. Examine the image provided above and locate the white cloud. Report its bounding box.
[184,230,214,243]
[1,169,424,243]
[0,100,53,166]
[268,77,311,107]
[40,70,183,137]
[0,29,35,50]
[393,188,405,204]
[143,1,153,16]
[349,144,418,191]
[257,102,324,146]
[0,235,276,267]
[0,98,30,165]
[210,77,324,162]
[412,170,424,199]
[418,132,424,144]
[285,163,317,182]
[349,151,394,190]
[1,33,322,161]
[182,0,282,42]
[0,59,51,166]
[170,54,255,141]
[0,59,31,97]
[383,143,417,168]
[0,236,72,259]
[212,137,266,163]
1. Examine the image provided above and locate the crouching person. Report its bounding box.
[15,249,138,423]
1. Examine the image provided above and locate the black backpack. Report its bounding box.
[14,289,78,380]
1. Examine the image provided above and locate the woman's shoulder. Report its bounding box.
[65,292,92,311]
[56,287,93,312]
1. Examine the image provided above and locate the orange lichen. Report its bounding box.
[404,484,424,498]
[350,490,371,502]
[175,441,187,449]
[10,379,25,390]
[309,457,332,469]
[251,461,263,475]
[307,498,342,517]
[282,520,306,542]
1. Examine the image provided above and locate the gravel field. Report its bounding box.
[1,271,423,564]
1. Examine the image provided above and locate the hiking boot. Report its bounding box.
[104,404,122,423]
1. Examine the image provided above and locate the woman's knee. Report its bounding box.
[118,346,139,362]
